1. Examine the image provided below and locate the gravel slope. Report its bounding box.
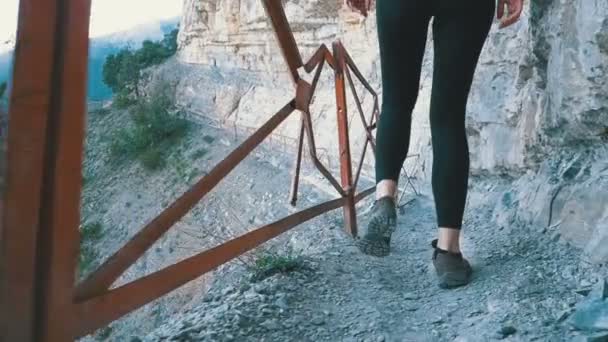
[145,178,608,342]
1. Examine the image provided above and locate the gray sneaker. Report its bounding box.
[431,239,473,289]
[356,197,397,257]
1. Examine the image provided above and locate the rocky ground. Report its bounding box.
[80,105,608,342]
[79,104,343,341]
[143,177,608,342]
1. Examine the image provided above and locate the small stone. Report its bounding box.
[275,297,289,310]
[589,279,608,300]
[569,300,608,331]
[402,292,419,300]
[239,283,251,293]
[431,317,444,324]
[311,317,325,326]
[468,309,484,317]
[260,319,281,330]
[585,332,608,342]
[498,326,517,337]
[576,288,594,296]
[222,286,235,296]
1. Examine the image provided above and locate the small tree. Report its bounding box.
[162,29,179,55]
[102,27,180,103]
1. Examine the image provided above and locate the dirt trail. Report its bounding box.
[147,178,607,342]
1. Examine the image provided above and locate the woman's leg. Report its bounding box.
[429,0,495,252]
[357,0,433,257]
[375,0,432,198]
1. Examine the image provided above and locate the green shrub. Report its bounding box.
[81,221,104,241]
[140,148,164,170]
[109,92,190,170]
[250,252,305,282]
[112,90,137,109]
[191,148,208,159]
[97,326,113,341]
[79,222,104,275]
[103,28,179,96]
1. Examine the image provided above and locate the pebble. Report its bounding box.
[311,317,326,326]
[260,319,281,331]
[498,326,517,337]
[402,292,419,300]
[275,297,289,310]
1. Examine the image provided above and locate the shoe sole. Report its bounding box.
[437,272,472,289]
[356,215,396,257]
[355,236,391,257]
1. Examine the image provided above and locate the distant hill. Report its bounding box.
[0,17,179,101]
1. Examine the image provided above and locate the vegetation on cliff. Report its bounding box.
[102,28,178,107]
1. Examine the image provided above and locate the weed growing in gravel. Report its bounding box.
[202,135,215,144]
[249,252,306,282]
[191,148,208,160]
[96,326,113,341]
[110,92,190,171]
[79,221,104,276]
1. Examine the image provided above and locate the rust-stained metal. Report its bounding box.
[2,0,380,339]
[1,0,90,340]
[74,196,347,337]
[345,67,377,152]
[333,41,358,237]
[289,118,305,206]
[36,0,92,339]
[354,186,376,203]
[0,0,59,339]
[75,101,296,301]
[261,0,304,85]
[353,138,370,191]
[289,48,349,203]
[304,43,335,72]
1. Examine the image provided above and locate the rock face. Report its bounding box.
[170,0,608,262]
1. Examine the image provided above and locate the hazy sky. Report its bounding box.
[0,0,182,42]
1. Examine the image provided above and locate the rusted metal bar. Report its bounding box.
[75,101,296,301]
[261,0,303,85]
[333,41,358,237]
[304,43,335,72]
[298,54,345,197]
[74,196,347,337]
[35,0,91,340]
[353,138,369,191]
[289,117,305,206]
[342,47,378,98]
[0,0,59,339]
[345,67,377,151]
[354,186,376,203]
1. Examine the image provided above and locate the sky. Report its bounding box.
[0,0,182,44]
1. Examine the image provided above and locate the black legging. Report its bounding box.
[375,0,495,228]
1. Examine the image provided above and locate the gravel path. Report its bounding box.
[146,179,608,342]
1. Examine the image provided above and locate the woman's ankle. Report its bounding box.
[376,179,397,200]
[437,227,462,253]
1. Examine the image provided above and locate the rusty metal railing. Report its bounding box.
[0,0,378,340]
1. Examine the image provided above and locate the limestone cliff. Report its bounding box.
[166,0,608,262]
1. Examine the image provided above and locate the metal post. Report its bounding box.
[0,0,91,340]
[333,41,358,237]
